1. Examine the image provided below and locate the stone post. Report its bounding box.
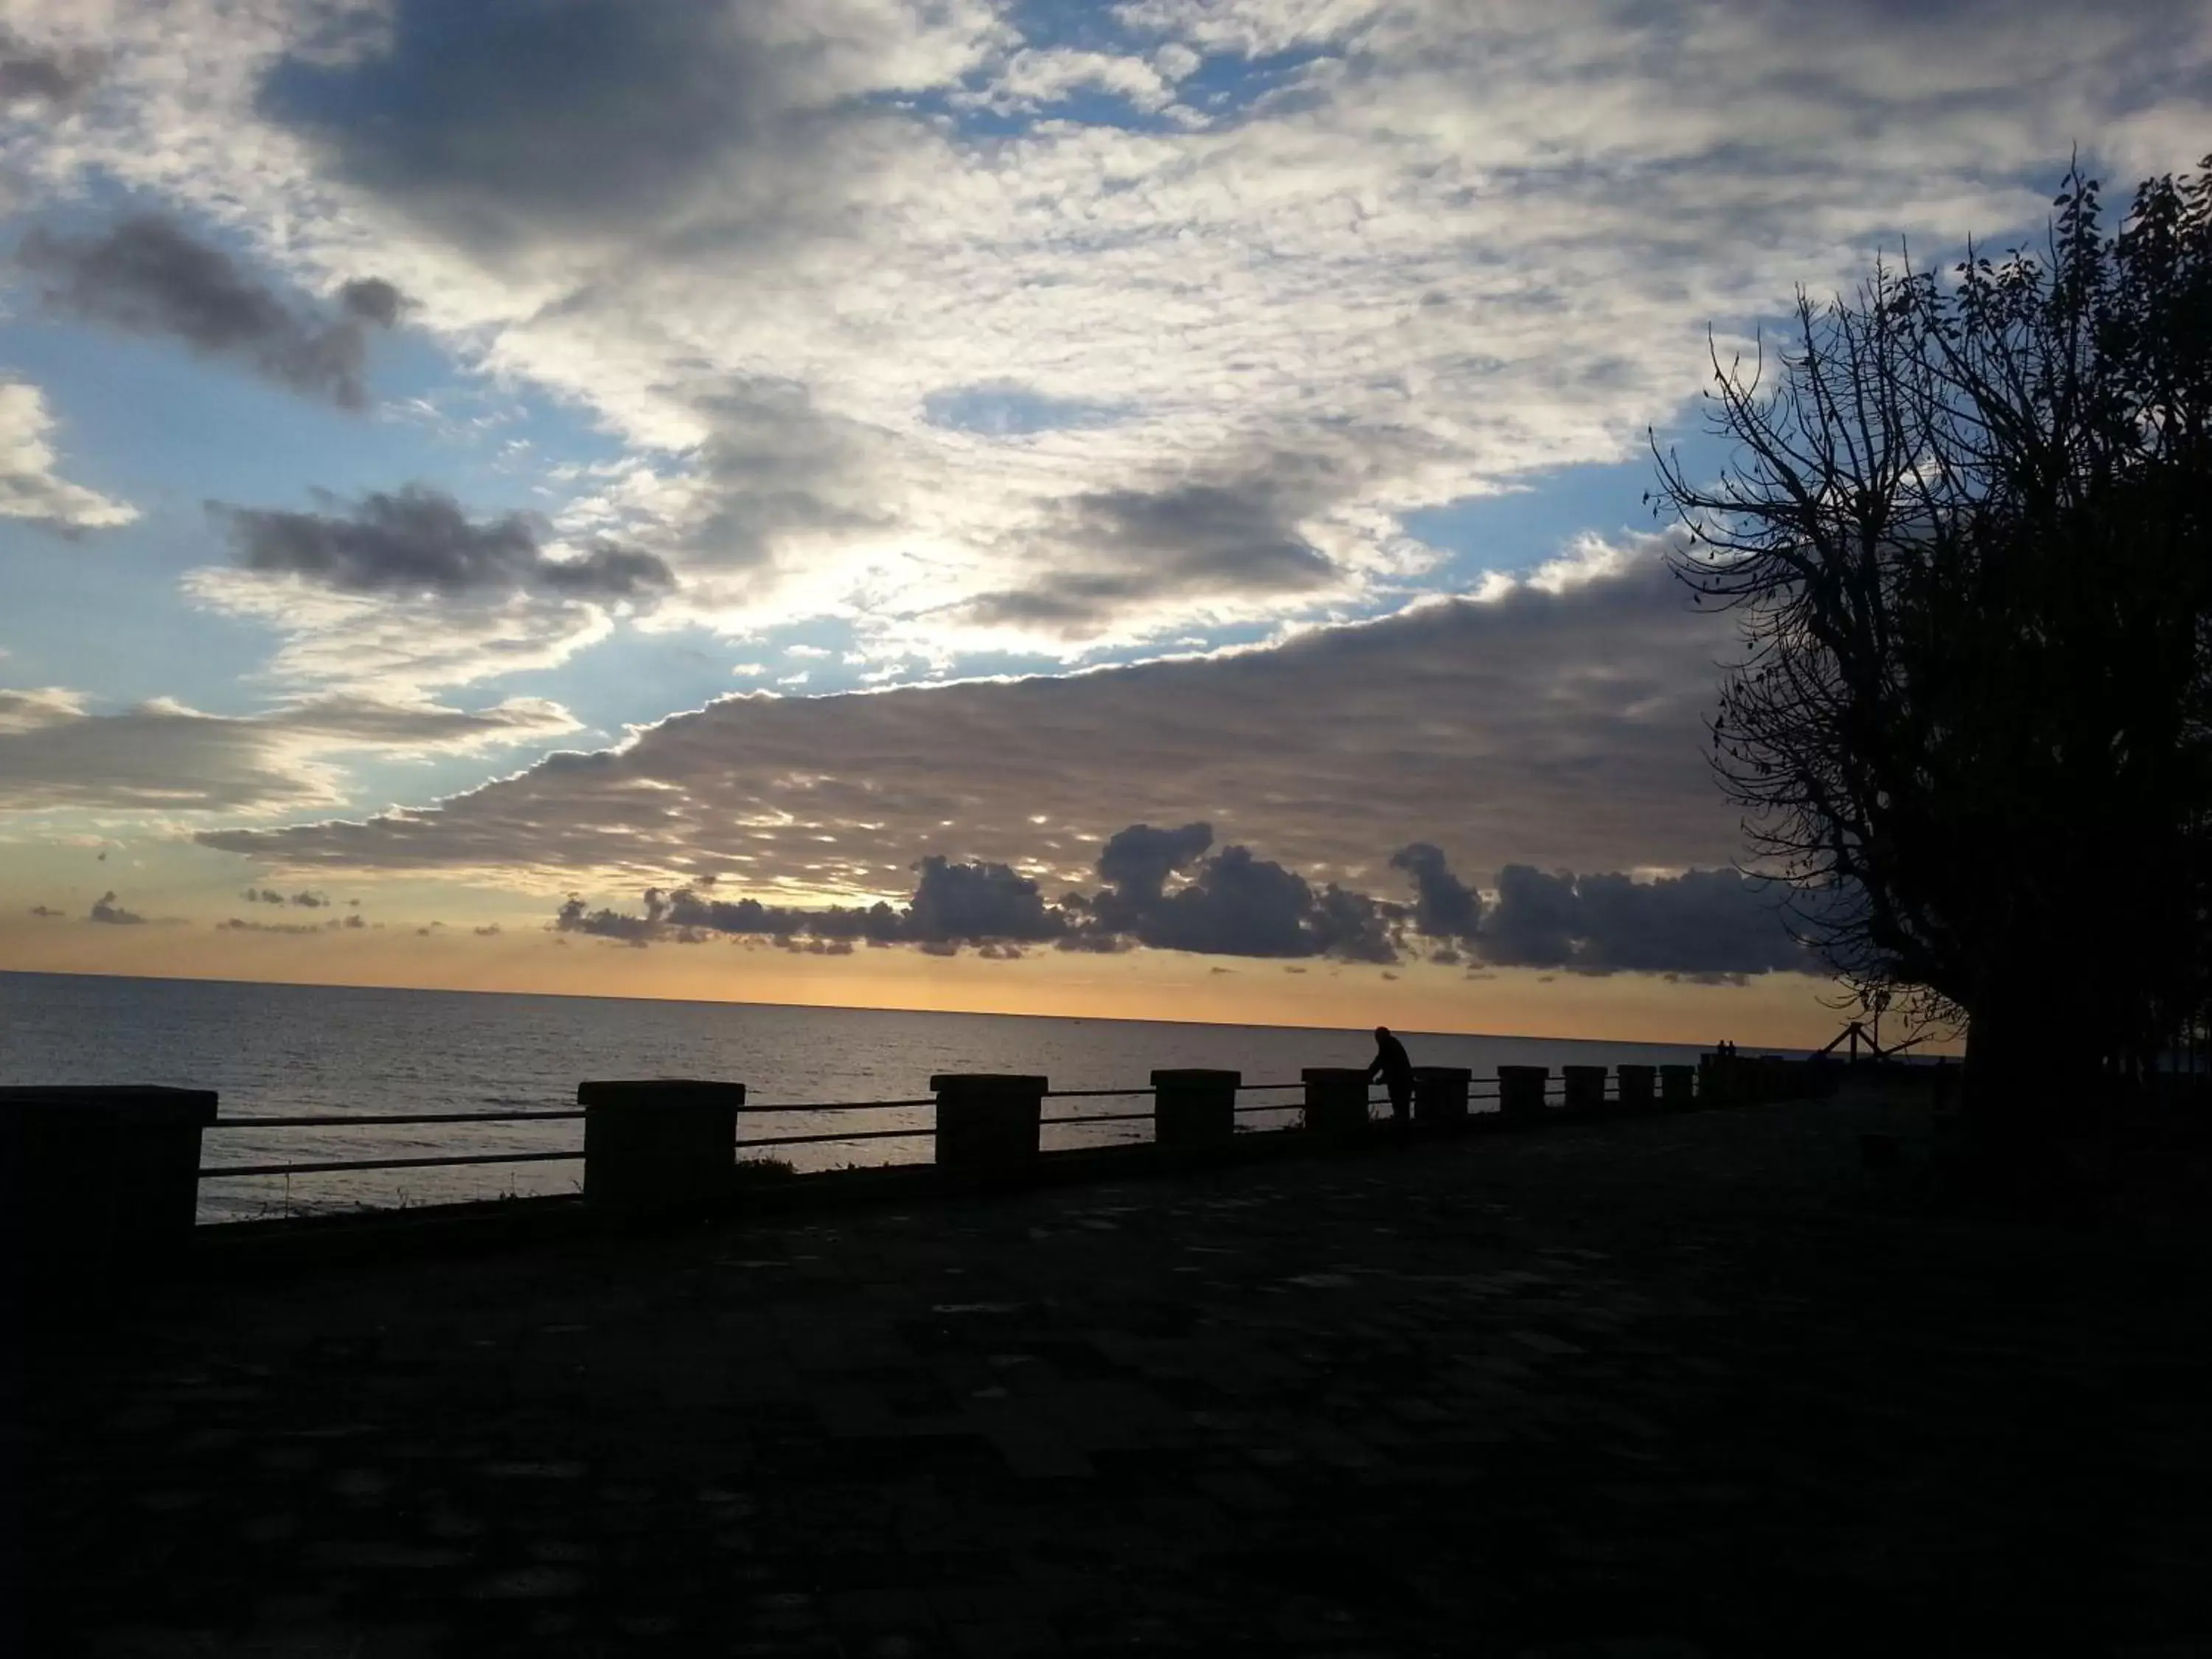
[0,1087,218,1273]
[580,1080,745,1214]
[1753,1056,1788,1105]
[1496,1065,1549,1121]
[1699,1053,1734,1106]
[1615,1065,1657,1111]
[1411,1066,1472,1127]
[1659,1064,1697,1109]
[1152,1069,1239,1152]
[1562,1065,1607,1115]
[931,1074,1046,1178]
[1301,1068,1371,1141]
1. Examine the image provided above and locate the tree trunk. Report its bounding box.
[1954,984,2102,1208]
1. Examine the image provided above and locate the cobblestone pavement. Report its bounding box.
[7,1093,2211,1658]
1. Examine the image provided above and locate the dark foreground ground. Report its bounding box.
[6,1093,2211,1659]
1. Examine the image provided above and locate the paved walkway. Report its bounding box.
[7,1093,2211,1658]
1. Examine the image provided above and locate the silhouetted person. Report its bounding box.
[1368,1026,1413,1132]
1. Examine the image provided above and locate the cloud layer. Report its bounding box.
[0,687,580,814]
[197,541,1731,885]
[8,0,2200,692]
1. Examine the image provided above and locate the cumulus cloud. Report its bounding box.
[0,687,581,815]
[216,916,335,936]
[550,818,1802,976]
[27,903,63,918]
[212,485,674,602]
[1391,843,1481,944]
[0,380,136,535]
[1474,861,1813,981]
[88,890,143,925]
[18,215,407,409]
[1062,822,1394,960]
[557,854,1060,952]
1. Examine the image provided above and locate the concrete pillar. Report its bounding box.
[1301,1068,1371,1141]
[1615,1065,1657,1111]
[931,1074,1046,1178]
[1411,1066,1472,1127]
[1699,1053,1734,1106]
[1562,1065,1607,1114]
[1152,1069,1238,1152]
[1497,1065,1549,1121]
[1658,1065,1697,1109]
[0,1087,218,1272]
[579,1079,745,1213]
[1754,1056,1789,1105]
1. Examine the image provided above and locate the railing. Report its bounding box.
[191,1078,1408,1180]
[184,1069,1653,1209]
[10,1054,1853,1264]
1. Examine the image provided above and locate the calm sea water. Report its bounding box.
[0,971,1728,1223]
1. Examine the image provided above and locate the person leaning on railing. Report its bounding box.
[1368,1026,1414,1135]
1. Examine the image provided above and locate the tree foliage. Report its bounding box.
[1651,157,2212,1096]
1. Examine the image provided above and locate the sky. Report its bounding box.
[0,0,2203,1044]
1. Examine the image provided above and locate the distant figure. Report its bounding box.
[1368,1026,1414,1131]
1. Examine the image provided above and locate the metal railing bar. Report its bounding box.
[1043,1087,1152,1099]
[1047,1110,1155,1125]
[208,1110,585,1129]
[201,1150,583,1179]
[735,1127,934,1150]
[741,1098,938,1113]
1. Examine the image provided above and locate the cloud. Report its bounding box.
[557,854,1060,952]
[27,904,63,918]
[257,0,1004,258]
[242,888,284,904]
[0,27,103,107]
[180,568,622,697]
[552,837,1804,976]
[0,380,136,535]
[1063,821,1394,960]
[1390,843,1481,943]
[212,486,674,601]
[10,0,2204,675]
[0,687,581,815]
[192,540,1736,885]
[336,276,406,327]
[1479,861,1812,981]
[216,916,331,936]
[967,47,1180,115]
[18,215,406,408]
[959,473,1346,637]
[88,891,143,925]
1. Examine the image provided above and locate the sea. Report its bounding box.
[0,971,1730,1224]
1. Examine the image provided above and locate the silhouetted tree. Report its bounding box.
[1651,156,2212,1147]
